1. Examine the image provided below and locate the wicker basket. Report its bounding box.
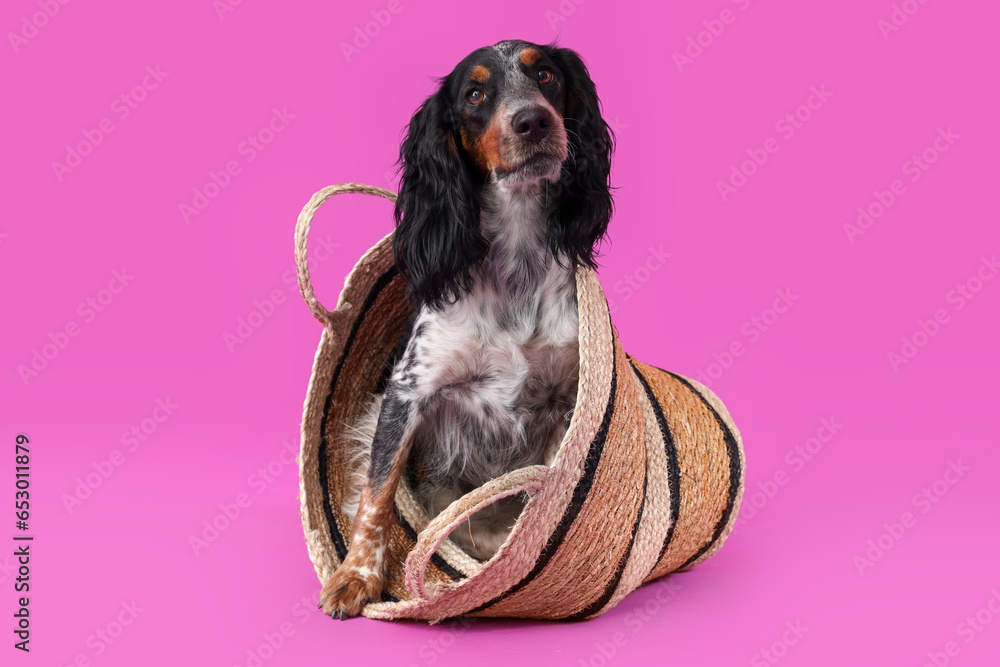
[296,184,745,622]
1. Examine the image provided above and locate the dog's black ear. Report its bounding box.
[543,45,615,268]
[393,81,487,308]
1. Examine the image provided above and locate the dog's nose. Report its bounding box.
[512,107,552,143]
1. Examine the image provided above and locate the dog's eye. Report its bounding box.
[468,89,485,105]
[537,68,553,84]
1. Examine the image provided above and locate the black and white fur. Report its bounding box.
[321,39,614,619]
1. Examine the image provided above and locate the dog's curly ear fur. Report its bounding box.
[542,45,615,268]
[393,82,487,308]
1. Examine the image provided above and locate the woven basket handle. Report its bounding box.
[294,183,397,328]
[404,464,549,600]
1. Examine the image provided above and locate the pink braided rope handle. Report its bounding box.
[404,465,549,600]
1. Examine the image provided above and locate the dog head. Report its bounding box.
[392,39,615,307]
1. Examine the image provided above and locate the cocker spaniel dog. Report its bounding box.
[321,39,614,619]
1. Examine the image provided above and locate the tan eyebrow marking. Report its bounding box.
[519,48,541,66]
[471,65,490,83]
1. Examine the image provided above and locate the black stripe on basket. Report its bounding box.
[628,359,681,570]
[565,470,647,621]
[394,505,468,581]
[466,334,618,616]
[663,370,742,570]
[317,268,398,561]
[316,266,465,581]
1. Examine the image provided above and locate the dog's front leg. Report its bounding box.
[320,385,421,619]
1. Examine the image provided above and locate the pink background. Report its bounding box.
[3,1,999,665]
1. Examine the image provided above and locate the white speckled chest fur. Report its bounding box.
[319,40,616,618]
[351,185,581,559]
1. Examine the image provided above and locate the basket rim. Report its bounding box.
[297,234,619,619]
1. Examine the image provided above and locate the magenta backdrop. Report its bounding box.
[3,1,999,665]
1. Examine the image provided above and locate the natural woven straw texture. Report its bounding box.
[296,184,745,623]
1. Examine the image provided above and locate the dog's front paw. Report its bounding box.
[319,566,383,620]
